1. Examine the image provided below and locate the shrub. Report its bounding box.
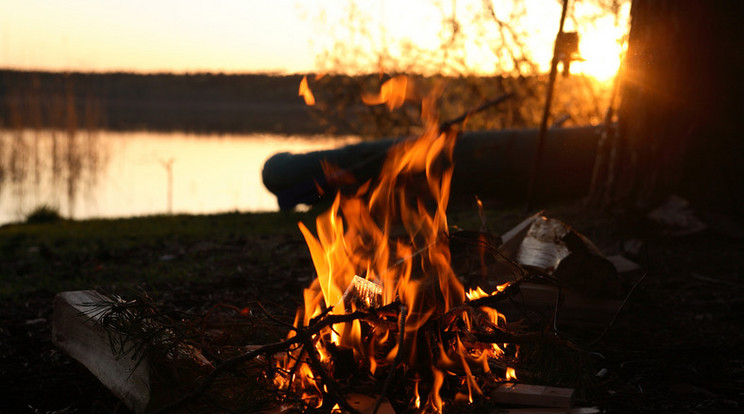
[25,205,63,224]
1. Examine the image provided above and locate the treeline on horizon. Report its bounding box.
[0,69,610,137]
[0,70,324,135]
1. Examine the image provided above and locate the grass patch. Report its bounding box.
[0,211,311,301]
[0,201,605,302]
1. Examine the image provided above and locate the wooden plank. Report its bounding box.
[52,290,151,413]
[491,383,574,408]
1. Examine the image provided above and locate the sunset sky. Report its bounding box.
[0,0,629,81]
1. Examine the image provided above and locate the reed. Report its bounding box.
[1,72,108,223]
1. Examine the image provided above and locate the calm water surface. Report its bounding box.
[0,130,360,224]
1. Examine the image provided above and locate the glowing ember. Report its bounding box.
[299,75,315,106]
[276,79,518,412]
[362,75,409,110]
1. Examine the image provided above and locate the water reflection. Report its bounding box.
[0,130,358,224]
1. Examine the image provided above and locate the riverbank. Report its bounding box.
[1,205,742,412]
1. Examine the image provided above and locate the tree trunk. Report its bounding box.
[603,0,743,213]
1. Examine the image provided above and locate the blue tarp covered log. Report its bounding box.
[262,126,602,210]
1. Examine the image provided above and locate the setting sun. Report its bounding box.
[570,10,629,83]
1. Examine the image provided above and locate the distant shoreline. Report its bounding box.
[2,69,612,138]
[0,70,328,135]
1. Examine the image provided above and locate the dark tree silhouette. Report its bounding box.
[598,0,743,213]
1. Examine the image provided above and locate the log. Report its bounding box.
[52,290,151,413]
[262,126,602,209]
[491,383,574,408]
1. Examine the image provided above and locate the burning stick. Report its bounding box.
[298,330,361,414]
[462,281,525,309]
[373,304,408,414]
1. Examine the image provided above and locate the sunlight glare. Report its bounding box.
[569,3,630,83]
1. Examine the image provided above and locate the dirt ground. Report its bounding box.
[1,203,742,413]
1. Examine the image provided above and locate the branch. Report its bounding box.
[462,280,525,309]
[589,271,648,345]
[373,305,408,414]
[148,339,300,414]
[439,92,514,133]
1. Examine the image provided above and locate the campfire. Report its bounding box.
[273,86,522,412]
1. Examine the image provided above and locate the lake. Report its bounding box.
[0,130,360,224]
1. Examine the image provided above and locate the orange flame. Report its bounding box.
[414,379,421,409]
[429,367,445,412]
[299,75,315,106]
[278,78,517,410]
[362,75,409,110]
